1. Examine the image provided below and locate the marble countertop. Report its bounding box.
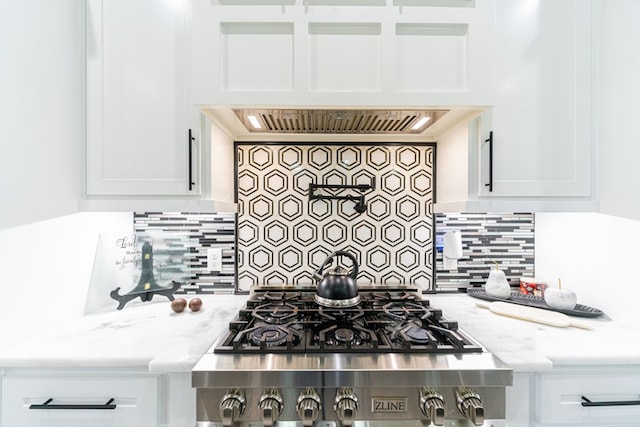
[0,295,247,373]
[429,293,640,371]
[0,292,638,373]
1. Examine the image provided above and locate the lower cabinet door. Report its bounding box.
[1,375,158,427]
[536,371,640,425]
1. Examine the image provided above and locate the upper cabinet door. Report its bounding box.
[191,0,496,108]
[86,0,200,196]
[478,0,592,198]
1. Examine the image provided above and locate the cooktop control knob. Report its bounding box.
[297,388,322,427]
[334,388,358,427]
[420,388,446,426]
[456,387,484,426]
[219,389,246,427]
[258,389,283,427]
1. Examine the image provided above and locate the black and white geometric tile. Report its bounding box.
[130,197,534,294]
[236,143,436,292]
[435,213,535,290]
[133,212,236,293]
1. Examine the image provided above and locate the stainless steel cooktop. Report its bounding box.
[192,285,512,427]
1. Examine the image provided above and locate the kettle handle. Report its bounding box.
[313,250,359,281]
[333,251,359,280]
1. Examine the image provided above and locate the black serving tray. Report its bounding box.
[467,288,604,318]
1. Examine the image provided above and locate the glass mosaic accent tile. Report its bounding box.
[435,213,535,290]
[133,212,236,293]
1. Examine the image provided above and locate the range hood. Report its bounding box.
[202,107,483,142]
[232,109,448,134]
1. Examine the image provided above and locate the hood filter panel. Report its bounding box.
[234,109,448,134]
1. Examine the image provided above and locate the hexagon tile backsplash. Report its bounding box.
[236,143,436,292]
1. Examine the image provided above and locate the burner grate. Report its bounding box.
[214,288,482,355]
[251,302,300,324]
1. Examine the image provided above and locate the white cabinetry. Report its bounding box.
[596,1,640,220]
[0,370,195,427]
[436,0,595,212]
[191,0,496,108]
[533,367,640,426]
[478,0,592,199]
[505,368,640,427]
[1,373,158,427]
[86,0,201,196]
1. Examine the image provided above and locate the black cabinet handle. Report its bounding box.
[29,398,116,410]
[484,131,493,192]
[581,396,640,407]
[188,129,195,191]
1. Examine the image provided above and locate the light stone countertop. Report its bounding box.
[0,295,247,372]
[0,293,637,373]
[429,293,640,371]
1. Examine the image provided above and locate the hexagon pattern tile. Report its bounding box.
[237,144,434,291]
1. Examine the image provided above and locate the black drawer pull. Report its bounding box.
[29,398,116,410]
[484,131,493,192]
[188,129,195,191]
[581,396,640,407]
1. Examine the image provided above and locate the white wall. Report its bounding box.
[209,120,236,203]
[535,212,640,321]
[0,212,132,343]
[436,120,469,205]
[0,0,84,229]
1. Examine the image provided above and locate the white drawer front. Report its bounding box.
[536,372,640,425]
[2,375,157,427]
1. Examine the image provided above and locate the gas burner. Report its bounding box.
[399,323,432,345]
[248,324,290,347]
[381,302,434,321]
[335,327,356,343]
[252,302,299,324]
[321,325,364,347]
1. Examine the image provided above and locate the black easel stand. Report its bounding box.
[110,242,183,310]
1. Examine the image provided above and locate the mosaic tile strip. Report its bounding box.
[237,143,436,292]
[435,213,535,290]
[133,212,236,294]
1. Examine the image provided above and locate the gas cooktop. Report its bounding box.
[194,285,512,427]
[214,284,482,354]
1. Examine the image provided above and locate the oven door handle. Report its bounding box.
[29,398,117,410]
[581,396,640,407]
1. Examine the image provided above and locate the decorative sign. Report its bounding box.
[85,232,194,313]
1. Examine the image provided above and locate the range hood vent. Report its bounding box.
[233,109,449,134]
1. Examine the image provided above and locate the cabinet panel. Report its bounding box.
[479,0,592,198]
[395,24,468,92]
[221,22,294,92]
[86,0,200,196]
[536,372,640,425]
[192,0,496,106]
[2,375,157,427]
[309,23,381,92]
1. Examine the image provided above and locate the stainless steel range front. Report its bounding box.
[192,285,512,427]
